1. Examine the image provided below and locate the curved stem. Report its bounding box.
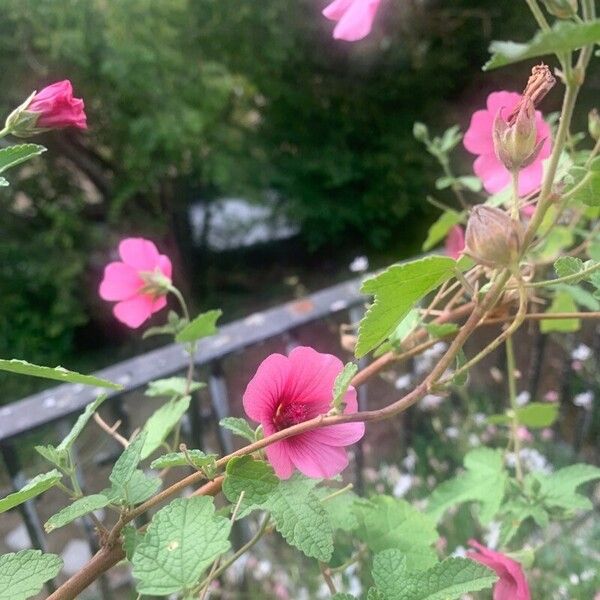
[168,285,190,323]
[527,260,600,288]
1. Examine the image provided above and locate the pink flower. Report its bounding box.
[517,426,533,443]
[99,238,172,328]
[243,346,365,479]
[467,540,531,600]
[445,225,465,259]
[322,0,382,41]
[464,91,551,196]
[28,80,87,130]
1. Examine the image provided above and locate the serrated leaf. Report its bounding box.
[175,309,222,343]
[367,589,386,600]
[150,450,217,471]
[131,496,231,595]
[484,20,600,70]
[140,396,191,460]
[353,495,438,572]
[0,359,121,389]
[331,362,358,413]
[534,226,574,262]
[422,210,463,252]
[109,431,147,490]
[105,470,162,506]
[357,256,456,357]
[0,549,62,600]
[0,144,46,174]
[219,416,256,442]
[536,463,600,511]
[499,499,549,546]
[34,445,68,469]
[515,402,559,428]
[565,166,600,206]
[0,470,62,514]
[317,488,360,532]
[44,494,110,532]
[540,290,580,333]
[122,525,143,561]
[57,394,107,452]
[145,377,204,397]
[331,595,356,600]
[554,257,586,280]
[222,456,279,519]
[372,550,496,600]
[426,448,507,524]
[265,475,333,562]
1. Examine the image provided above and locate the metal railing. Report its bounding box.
[0,275,371,597]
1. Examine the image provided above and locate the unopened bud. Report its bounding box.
[464,206,524,268]
[540,0,578,19]
[589,109,600,141]
[493,97,544,172]
[413,122,429,143]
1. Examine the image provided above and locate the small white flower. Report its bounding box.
[394,374,412,390]
[420,394,443,411]
[393,474,413,498]
[445,426,459,439]
[569,573,580,585]
[571,344,592,361]
[516,391,530,407]
[573,391,594,410]
[468,434,480,447]
[349,256,369,272]
[402,449,417,472]
[580,569,595,582]
[452,545,467,558]
[473,413,487,426]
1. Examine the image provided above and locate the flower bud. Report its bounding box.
[588,108,600,141]
[464,206,524,268]
[493,97,544,172]
[540,0,578,19]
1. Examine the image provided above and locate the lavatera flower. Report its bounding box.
[243,346,365,479]
[322,0,382,42]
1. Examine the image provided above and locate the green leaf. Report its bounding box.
[426,322,459,339]
[34,445,68,469]
[109,431,147,490]
[484,20,600,70]
[122,525,143,561]
[499,499,548,546]
[0,549,62,600]
[557,284,600,311]
[150,450,217,471]
[0,144,46,174]
[540,290,580,333]
[331,595,356,600]
[356,256,456,357]
[422,210,463,252]
[44,494,110,533]
[219,416,256,442]
[222,456,279,519]
[537,463,600,511]
[131,496,231,595]
[175,309,222,343]
[0,470,62,514]
[426,448,507,524]
[515,402,559,428]
[146,377,204,397]
[105,470,162,506]
[453,348,468,386]
[331,362,358,413]
[367,589,387,600]
[140,396,191,460]
[353,495,438,572]
[565,166,600,207]
[57,394,108,452]
[265,475,333,562]
[0,359,121,389]
[319,488,360,532]
[534,227,574,262]
[457,176,482,192]
[554,257,586,280]
[372,550,496,600]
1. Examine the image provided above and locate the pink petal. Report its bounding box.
[464,109,495,155]
[286,435,349,478]
[332,0,381,42]
[486,91,521,115]
[323,0,354,20]
[118,238,161,271]
[284,347,343,415]
[157,254,173,279]
[473,153,511,194]
[113,295,155,329]
[518,160,544,196]
[152,295,168,313]
[99,262,142,301]
[444,226,465,260]
[243,353,292,423]
[265,440,295,479]
[311,387,365,446]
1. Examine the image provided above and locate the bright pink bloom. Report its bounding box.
[467,540,531,600]
[445,225,465,260]
[99,238,172,329]
[464,91,551,196]
[322,0,382,41]
[243,346,365,479]
[27,80,87,130]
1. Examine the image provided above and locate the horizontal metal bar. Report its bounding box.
[0,275,366,442]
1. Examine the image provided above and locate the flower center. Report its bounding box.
[273,401,307,431]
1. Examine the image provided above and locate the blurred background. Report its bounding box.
[0,0,541,401]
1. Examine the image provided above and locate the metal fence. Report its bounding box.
[0,275,372,597]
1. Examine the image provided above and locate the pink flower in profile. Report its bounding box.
[467,540,531,600]
[28,80,87,130]
[243,346,365,479]
[99,238,172,328]
[322,0,382,41]
[464,91,551,196]
[445,225,465,260]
